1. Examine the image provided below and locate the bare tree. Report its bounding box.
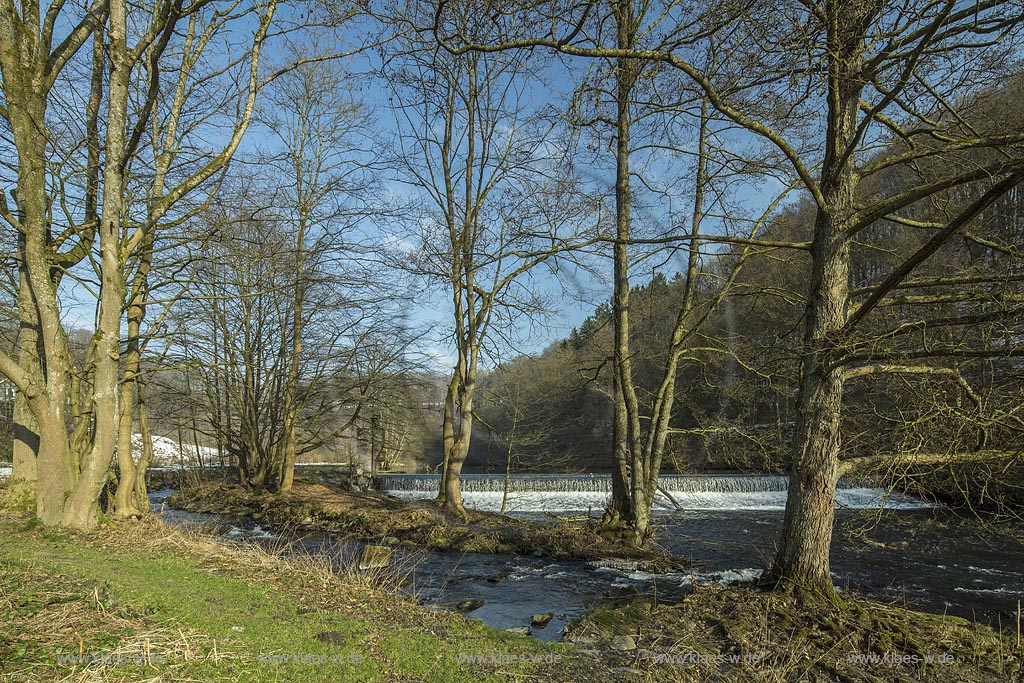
[434,0,1024,595]
[255,54,379,492]
[0,0,285,528]
[170,176,412,492]
[385,2,597,515]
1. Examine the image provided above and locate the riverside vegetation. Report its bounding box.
[2,0,1024,681]
[1,495,1022,682]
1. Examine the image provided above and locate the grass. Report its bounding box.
[0,512,606,683]
[2,501,1021,682]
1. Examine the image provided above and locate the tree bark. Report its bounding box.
[133,382,154,505]
[441,362,475,518]
[62,0,132,530]
[113,229,152,517]
[436,375,459,503]
[8,268,42,510]
[609,0,642,529]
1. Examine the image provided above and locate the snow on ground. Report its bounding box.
[139,435,349,469]
[138,433,220,468]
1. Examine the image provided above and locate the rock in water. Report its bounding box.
[356,545,391,570]
[505,626,532,636]
[456,599,485,612]
[531,612,554,628]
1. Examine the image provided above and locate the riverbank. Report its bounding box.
[565,586,1022,682]
[167,480,683,568]
[1,511,1020,682]
[0,511,603,683]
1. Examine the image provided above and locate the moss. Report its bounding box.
[565,585,1020,683]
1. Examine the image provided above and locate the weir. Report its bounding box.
[376,473,876,494]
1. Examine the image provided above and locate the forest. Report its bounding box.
[1,1,1023,681]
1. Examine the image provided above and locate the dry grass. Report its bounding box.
[0,555,239,683]
[0,512,611,682]
[563,584,1023,682]
[169,480,683,569]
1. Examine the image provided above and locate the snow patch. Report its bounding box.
[138,433,220,468]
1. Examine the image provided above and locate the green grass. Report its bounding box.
[0,515,602,682]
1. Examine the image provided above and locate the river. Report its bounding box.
[150,474,1024,643]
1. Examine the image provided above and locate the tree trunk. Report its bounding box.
[114,380,141,517]
[442,423,472,516]
[8,394,38,510]
[764,4,865,596]
[113,223,154,516]
[441,373,474,518]
[436,374,459,503]
[765,169,854,599]
[276,209,306,495]
[765,349,846,598]
[63,0,132,531]
[16,108,76,527]
[8,269,41,510]
[608,0,643,532]
[133,384,154,506]
[627,101,708,547]
[113,338,144,517]
[610,372,633,521]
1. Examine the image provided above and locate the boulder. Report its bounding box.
[356,545,391,570]
[504,626,532,636]
[531,612,554,628]
[456,599,485,612]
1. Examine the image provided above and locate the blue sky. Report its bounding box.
[49,6,791,375]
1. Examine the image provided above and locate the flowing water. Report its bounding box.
[150,474,1024,642]
[376,473,923,513]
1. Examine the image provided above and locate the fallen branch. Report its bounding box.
[836,450,1021,478]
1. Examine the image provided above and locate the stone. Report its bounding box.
[456,599,485,612]
[504,626,532,636]
[609,635,637,651]
[315,631,346,645]
[567,635,597,647]
[382,536,401,546]
[531,612,554,628]
[356,545,391,570]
